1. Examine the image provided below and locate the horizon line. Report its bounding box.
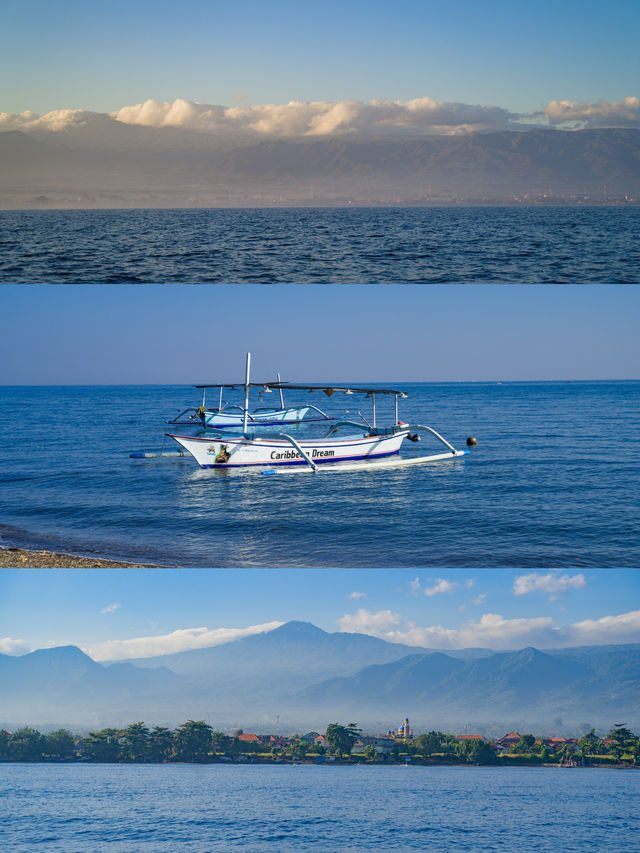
[1,378,639,387]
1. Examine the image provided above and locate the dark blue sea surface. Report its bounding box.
[1,207,639,282]
[0,382,638,567]
[1,764,638,852]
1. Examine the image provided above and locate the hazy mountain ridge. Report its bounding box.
[2,128,639,207]
[117,621,428,693]
[0,645,182,727]
[1,623,638,731]
[294,642,640,726]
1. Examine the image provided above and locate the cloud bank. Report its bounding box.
[2,96,638,140]
[337,608,640,650]
[86,620,283,661]
[109,97,521,136]
[544,96,640,128]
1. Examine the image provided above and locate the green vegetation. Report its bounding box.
[0,721,638,766]
[325,723,362,758]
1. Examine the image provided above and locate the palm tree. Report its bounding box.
[173,720,213,762]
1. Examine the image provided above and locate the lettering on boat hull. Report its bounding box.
[269,449,336,460]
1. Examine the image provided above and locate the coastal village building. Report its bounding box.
[300,732,323,745]
[236,733,261,744]
[388,718,413,740]
[352,736,395,756]
[493,732,522,753]
[542,737,580,753]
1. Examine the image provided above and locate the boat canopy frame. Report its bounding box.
[179,373,409,430]
[168,402,331,426]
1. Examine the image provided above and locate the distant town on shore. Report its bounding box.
[2,719,638,767]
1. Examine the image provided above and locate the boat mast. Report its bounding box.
[277,372,284,408]
[243,352,251,434]
[394,393,398,424]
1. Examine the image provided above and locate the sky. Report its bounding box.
[2,0,639,131]
[0,568,638,660]
[1,285,639,384]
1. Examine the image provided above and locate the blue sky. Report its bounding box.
[1,569,638,660]
[2,0,639,114]
[1,285,639,384]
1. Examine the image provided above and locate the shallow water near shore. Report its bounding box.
[0,381,638,567]
[2,206,639,282]
[1,763,637,852]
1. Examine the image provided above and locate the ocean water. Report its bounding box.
[1,207,639,283]
[1,764,638,852]
[0,382,638,567]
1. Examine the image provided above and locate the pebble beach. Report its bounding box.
[0,547,151,568]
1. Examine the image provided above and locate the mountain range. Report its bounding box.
[1,128,639,207]
[2,622,638,733]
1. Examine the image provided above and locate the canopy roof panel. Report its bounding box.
[194,382,407,397]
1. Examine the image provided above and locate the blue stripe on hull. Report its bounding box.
[199,449,401,469]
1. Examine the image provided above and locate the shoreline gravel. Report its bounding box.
[0,547,153,568]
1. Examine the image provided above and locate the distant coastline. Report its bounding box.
[3,722,637,769]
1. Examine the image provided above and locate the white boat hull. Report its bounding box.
[168,430,409,468]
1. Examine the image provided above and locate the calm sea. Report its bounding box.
[0,382,638,567]
[1,764,638,852]
[1,207,639,283]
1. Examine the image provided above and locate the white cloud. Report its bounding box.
[2,96,637,141]
[473,594,487,605]
[409,577,458,597]
[0,108,97,132]
[513,573,587,596]
[100,603,120,614]
[565,609,640,645]
[337,609,401,634]
[382,613,555,649]
[544,96,640,129]
[424,578,458,597]
[109,97,520,137]
[348,591,367,599]
[86,621,283,661]
[0,637,30,655]
[0,97,521,139]
[336,608,640,650]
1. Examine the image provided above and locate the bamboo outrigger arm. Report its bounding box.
[275,433,319,471]
[406,424,459,454]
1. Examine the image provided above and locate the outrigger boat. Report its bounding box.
[166,354,468,473]
[168,373,331,428]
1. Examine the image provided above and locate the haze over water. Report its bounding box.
[2,207,639,283]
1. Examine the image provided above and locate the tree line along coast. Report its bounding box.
[1,720,638,767]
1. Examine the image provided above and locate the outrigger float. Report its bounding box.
[164,354,468,474]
